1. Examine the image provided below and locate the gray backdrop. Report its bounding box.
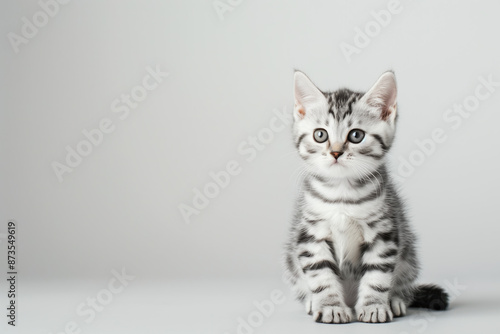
[1,1,499,333]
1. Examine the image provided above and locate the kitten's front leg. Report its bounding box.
[355,243,396,323]
[298,239,352,323]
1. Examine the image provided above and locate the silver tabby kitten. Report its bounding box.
[284,71,448,323]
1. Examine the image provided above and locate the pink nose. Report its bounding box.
[331,151,343,159]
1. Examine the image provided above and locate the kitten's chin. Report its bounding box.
[326,166,354,179]
[311,161,355,180]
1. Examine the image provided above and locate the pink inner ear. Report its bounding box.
[366,75,397,121]
[295,103,306,119]
[381,102,396,121]
[377,90,397,120]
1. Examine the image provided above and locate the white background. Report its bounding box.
[1,1,499,333]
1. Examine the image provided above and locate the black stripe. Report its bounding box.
[312,285,330,294]
[345,189,384,205]
[322,301,341,307]
[366,212,391,228]
[329,109,335,119]
[326,293,340,300]
[367,220,379,228]
[307,184,383,205]
[359,148,374,155]
[326,92,335,119]
[296,133,307,149]
[303,209,322,220]
[366,153,384,160]
[360,242,371,256]
[298,251,314,258]
[362,263,395,273]
[369,284,390,293]
[326,293,339,300]
[304,217,321,224]
[380,248,398,259]
[359,148,384,160]
[374,228,399,245]
[342,97,356,120]
[303,260,340,276]
[361,228,398,257]
[307,148,317,154]
[372,134,388,151]
[305,184,332,203]
[326,239,337,263]
[364,299,380,307]
[297,229,317,244]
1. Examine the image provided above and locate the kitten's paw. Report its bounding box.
[313,305,352,324]
[390,297,407,317]
[357,303,393,323]
[305,297,312,315]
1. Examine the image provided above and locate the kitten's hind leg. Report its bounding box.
[305,296,313,315]
[390,296,408,317]
[390,256,419,317]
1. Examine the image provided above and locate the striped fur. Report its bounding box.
[284,71,448,324]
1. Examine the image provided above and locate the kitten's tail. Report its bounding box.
[410,284,449,310]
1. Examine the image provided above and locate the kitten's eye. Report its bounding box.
[313,129,328,143]
[347,129,365,144]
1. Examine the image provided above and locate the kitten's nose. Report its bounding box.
[331,151,344,159]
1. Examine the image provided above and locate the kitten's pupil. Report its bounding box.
[313,129,328,143]
[347,129,365,144]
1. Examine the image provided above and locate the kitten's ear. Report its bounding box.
[293,71,326,120]
[362,71,397,122]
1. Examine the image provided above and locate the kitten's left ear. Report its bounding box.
[361,71,397,122]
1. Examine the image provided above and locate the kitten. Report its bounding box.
[284,71,448,323]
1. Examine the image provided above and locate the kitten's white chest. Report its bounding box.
[329,213,364,266]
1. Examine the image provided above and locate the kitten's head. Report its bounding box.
[292,71,398,180]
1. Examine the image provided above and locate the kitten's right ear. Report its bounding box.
[361,71,397,122]
[294,71,326,120]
